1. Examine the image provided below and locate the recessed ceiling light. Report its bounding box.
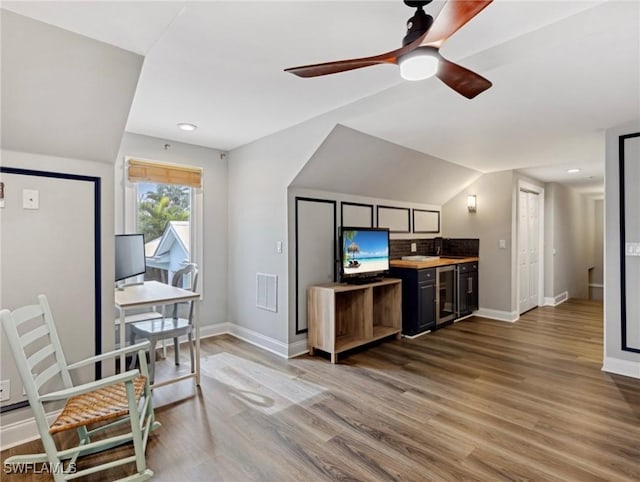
[567,168,581,174]
[177,123,197,132]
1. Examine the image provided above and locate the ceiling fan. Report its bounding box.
[285,0,493,99]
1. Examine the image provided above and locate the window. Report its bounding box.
[136,182,191,283]
[124,158,203,287]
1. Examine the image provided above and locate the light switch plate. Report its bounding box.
[23,189,39,210]
[411,242,417,252]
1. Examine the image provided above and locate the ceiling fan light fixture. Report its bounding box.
[399,48,439,81]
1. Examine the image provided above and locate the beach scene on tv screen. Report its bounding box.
[343,229,389,275]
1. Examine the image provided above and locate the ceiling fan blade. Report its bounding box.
[285,30,429,78]
[285,56,395,78]
[436,57,492,99]
[422,0,493,48]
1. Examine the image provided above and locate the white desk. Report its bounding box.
[115,281,201,388]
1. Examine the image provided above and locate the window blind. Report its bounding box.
[127,159,202,188]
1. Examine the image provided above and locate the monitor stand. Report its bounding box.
[115,280,144,291]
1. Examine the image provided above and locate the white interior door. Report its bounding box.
[527,191,540,309]
[519,190,540,314]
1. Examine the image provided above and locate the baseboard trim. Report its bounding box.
[287,338,310,358]
[602,356,640,379]
[473,308,519,322]
[200,322,311,360]
[199,321,234,339]
[1,409,61,450]
[543,291,569,306]
[402,330,432,340]
[227,324,290,359]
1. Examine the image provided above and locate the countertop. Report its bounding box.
[389,256,479,269]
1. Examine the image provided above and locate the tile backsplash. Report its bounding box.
[390,237,479,259]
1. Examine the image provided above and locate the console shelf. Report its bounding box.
[307,278,402,363]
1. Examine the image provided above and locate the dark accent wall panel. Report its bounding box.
[341,202,374,228]
[295,197,336,334]
[377,205,411,233]
[620,132,640,353]
[0,166,102,412]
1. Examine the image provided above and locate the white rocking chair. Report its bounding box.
[1,295,160,482]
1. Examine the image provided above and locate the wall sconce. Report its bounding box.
[467,195,477,213]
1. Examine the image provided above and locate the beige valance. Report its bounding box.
[127,159,202,188]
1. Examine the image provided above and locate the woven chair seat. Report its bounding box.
[49,376,146,434]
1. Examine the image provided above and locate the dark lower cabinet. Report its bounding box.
[390,267,436,335]
[457,262,478,317]
[392,261,479,336]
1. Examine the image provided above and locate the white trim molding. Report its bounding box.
[228,324,290,358]
[200,323,308,359]
[287,338,310,358]
[602,357,640,379]
[1,409,61,451]
[544,291,569,306]
[473,308,519,323]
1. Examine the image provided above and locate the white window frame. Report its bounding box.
[123,157,204,295]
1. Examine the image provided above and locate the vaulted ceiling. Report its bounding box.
[2,1,639,194]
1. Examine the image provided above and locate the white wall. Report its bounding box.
[604,118,640,378]
[1,10,142,164]
[115,133,228,331]
[545,182,598,300]
[227,118,334,352]
[441,170,515,318]
[592,199,604,285]
[227,108,469,355]
[0,12,141,438]
[0,149,114,429]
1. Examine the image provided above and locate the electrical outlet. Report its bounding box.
[0,380,10,401]
[411,242,417,252]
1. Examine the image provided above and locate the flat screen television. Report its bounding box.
[115,234,146,283]
[340,227,390,284]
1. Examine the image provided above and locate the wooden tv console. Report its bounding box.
[307,278,402,363]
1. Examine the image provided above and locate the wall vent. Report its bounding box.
[554,291,569,306]
[256,273,277,312]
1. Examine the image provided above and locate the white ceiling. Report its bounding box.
[3,0,639,192]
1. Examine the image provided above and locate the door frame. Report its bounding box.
[516,180,545,314]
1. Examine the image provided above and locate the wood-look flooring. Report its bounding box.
[3,299,640,481]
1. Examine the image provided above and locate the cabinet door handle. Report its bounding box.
[468,277,473,294]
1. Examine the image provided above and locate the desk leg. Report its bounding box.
[195,300,200,386]
[118,307,126,372]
